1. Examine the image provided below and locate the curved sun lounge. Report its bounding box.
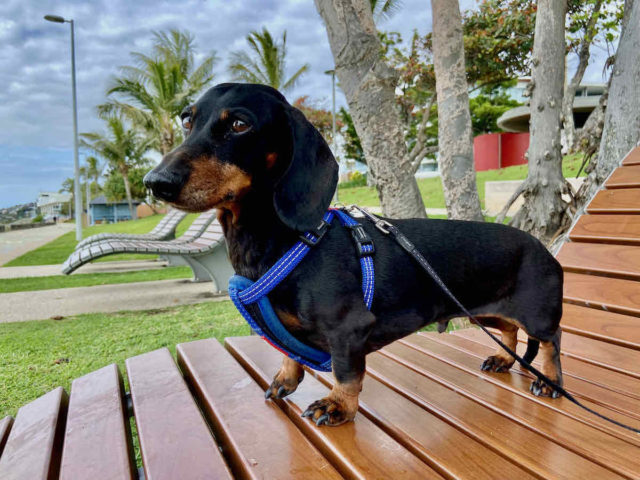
[62,210,234,292]
[75,208,188,250]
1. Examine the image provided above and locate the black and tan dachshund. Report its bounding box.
[144,83,564,427]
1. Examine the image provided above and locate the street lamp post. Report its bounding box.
[44,14,82,241]
[324,69,338,202]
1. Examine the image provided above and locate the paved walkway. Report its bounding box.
[0,223,74,265]
[0,278,227,323]
[0,259,166,279]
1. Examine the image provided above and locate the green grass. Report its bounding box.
[3,213,198,267]
[0,300,250,418]
[338,154,585,209]
[0,267,192,293]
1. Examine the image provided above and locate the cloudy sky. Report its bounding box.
[0,0,612,208]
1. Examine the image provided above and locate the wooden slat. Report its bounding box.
[558,242,640,281]
[126,348,232,480]
[587,188,640,214]
[359,350,622,479]
[605,165,640,188]
[452,328,640,402]
[564,271,640,320]
[0,417,13,459]
[518,326,640,379]
[560,302,640,350]
[569,214,640,245]
[622,147,640,165]
[225,336,447,480]
[176,338,342,480]
[60,364,135,480]
[0,387,68,480]
[372,341,637,478]
[400,334,640,444]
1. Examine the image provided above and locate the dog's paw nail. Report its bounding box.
[276,386,288,398]
[265,389,273,400]
[481,362,490,371]
[301,408,313,418]
[552,390,560,399]
[315,414,329,426]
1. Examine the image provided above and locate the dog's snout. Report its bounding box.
[143,169,183,202]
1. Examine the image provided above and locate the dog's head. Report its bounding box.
[143,83,338,232]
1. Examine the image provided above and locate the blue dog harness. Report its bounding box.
[228,208,375,371]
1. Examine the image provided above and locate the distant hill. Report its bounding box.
[0,202,37,225]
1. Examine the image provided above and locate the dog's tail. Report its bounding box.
[523,338,540,363]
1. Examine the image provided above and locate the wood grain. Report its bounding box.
[225,336,447,480]
[126,348,232,480]
[59,364,135,480]
[0,388,68,480]
[605,165,640,188]
[564,271,640,320]
[587,188,640,214]
[560,302,640,350]
[569,214,640,245]
[177,338,342,480]
[557,242,640,281]
[621,147,640,165]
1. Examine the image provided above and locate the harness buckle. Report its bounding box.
[300,219,331,247]
[345,224,375,257]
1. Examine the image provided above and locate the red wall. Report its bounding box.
[473,132,530,171]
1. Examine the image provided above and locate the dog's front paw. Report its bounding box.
[301,396,357,427]
[481,355,514,373]
[530,379,560,398]
[265,361,304,400]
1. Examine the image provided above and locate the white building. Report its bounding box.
[36,192,72,219]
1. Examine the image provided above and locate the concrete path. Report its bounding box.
[0,259,167,279]
[0,223,74,265]
[0,278,227,323]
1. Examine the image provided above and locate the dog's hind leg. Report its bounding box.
[475,315,520,373]
[530,328,563,398]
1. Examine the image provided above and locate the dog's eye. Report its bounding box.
[181,115,192,131]
[231,119,250,134]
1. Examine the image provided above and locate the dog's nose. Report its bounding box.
[143,170,181,202]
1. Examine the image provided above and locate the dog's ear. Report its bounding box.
[273,106,338,232]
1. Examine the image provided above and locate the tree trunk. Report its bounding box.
[500,0,568,244]
[578,0,640,202]
[431,0,483,221]
[314,0,426,219]
[563,0,603,152]
[120,166,135,219]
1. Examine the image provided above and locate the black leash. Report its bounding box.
[349,205,640,434]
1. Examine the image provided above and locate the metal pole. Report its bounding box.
[85,165,90,226]
[70,20,82,241]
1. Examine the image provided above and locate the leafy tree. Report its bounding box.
[469,84,522,135]
[339,107,366,165]
[103,164,153,206]
[292,96,341,145]
[81,116,154,218]
[369,0,403,21]
[229,28,309,92]
[99,30,217,155]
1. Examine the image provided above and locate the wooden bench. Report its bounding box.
[62,210,235,292]
[75,209,187,250]
[3,147,639,478]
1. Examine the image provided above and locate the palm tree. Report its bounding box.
[81,116,153,218]
[370,0,403,21]
[99,30,217,155]
[229,28,309,92]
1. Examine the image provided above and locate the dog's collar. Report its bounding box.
[228,208,375,371]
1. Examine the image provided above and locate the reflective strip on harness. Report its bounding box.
[228,209,375,371]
